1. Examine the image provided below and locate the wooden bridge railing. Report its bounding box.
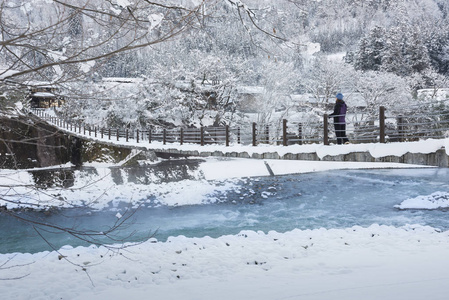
[30,106,449,147]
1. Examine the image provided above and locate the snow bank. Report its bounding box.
[0,164,239,210]
[395,191,449,210]
[0,158,429,210]
[199,157,429,180]
[2,224,449,300]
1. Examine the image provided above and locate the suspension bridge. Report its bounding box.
[27,102,449,167]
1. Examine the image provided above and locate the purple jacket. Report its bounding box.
[329,100,347,124]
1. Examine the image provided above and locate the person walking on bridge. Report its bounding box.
[329,93,349,145]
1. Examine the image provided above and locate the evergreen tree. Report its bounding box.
[68,9,83,38]
[405,29,431,73]
[354,26,385,71]
[424,22,449,76]
[380,27,408,76]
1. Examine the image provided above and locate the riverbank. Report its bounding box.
[0,158,433,210]
[2,224,449,300]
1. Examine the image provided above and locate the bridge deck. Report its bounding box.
[28,110,449,167]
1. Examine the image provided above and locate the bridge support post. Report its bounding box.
[225,125,229,146]
[379,106,386,143]
[200,127,204,146]
[237,127,241,144]
[265,125,269,144]
[252,122,257,146]
[70,136,83,168]
[180,128,184,145]
[324,114,329,145]
[298,123,303,145]
[397,115,404,142]
[283,119,288,146]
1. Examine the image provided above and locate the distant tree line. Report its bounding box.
[1,0,449,130]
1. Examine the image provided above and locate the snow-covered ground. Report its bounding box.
[2,224,449,300]
[2,140,449,299]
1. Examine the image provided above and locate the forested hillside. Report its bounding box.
[1,0,448,129]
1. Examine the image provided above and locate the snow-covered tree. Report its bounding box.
[380,27,409,76]
[303,57,353,103]
[405,29,432,74]
[354,26,385,72]
[352,70,412,117]
[254,59,299,126]
[424,21,449,76]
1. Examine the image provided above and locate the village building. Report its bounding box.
[28,84,64,108]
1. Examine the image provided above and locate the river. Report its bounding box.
[1,165,449,254]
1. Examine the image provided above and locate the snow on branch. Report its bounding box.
[225,0,285,41]
[225,0,255,17]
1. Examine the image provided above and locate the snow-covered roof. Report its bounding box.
[22,81,57,88]
[102,77,145,83]
[32,92,55,98]
[237,86,265,94]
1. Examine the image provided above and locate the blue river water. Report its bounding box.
[1,167,449,254]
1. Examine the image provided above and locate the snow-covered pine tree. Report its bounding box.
[354,26,385,71]
[405,28,432,74]
[380,26,409,76]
